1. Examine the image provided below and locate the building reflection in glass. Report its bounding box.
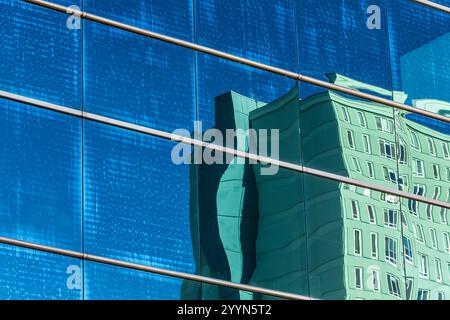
[183,33,450,300]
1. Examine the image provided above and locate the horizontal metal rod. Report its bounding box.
[412,0,450,14]
[0,236,311,300]
[1,90,449,210]
[22,0,450,124]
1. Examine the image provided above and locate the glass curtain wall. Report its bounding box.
[0,0,449,300]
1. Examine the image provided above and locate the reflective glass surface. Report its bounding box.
[1,0,450,300]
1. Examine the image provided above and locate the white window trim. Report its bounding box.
[372,269,380,292]
[418,254,429,279]
[403,237,413,264]
[443,233,450,253]
[384,209,398,229]
[427,137,436,156]
[387,274,401,298]
[357,111,366,128]
[341,106,350,123]
[413,159,425,177]
[354,267,363,290]
[415,224,425,244]
[347,130,355,150]
[442,142,450,159]
[367,161,375,178]
[435,258,442,283]
[351,156,362,174]
[432,164,440,180]
[410,131,421,151]
[385,237,397,266]
[354,229,362,256]
[430,228,438,249]
[351,200,360,220]
[362,134,371,154]
[367,205,376,224]
[370,232,378,259]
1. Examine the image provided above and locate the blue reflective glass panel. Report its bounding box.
[84,12,195,132]
[0,100,82,251]
[0,244,83,300]
[84,121,195,274]
[84,0,193,40]
[195,0,296,69]
[0,0,81,108]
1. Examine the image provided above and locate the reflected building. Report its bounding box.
[184,72,450,300]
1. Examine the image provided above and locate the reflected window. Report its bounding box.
[354,267,363,290]
[401,211,408,229]
[375,116,393,133]
[409,185,425,215]
[379,139,396,160]
[357,112,366,127]
[371,233,378,259]
[399,175,408,191]
[415,224,425,243]
[417,289,429,300]
[406,278,414,300]
[427,137,436,156]
[432,164,440,180]
[398,141,408,165]
[367,205,376,224]
[413,159,425,177]
[351,157,362,174]
[371,269,380,292]
[351,200,360,220]
[383,166,397,184]
[443,142,450,159]
[440,208,448,225]
[367,161,375,178]
[426,205,433,221]
[381,193,398,204]
[435,258,442,283]
[384,209,398,229]
[387,274,401,298]
[341,106,350,123]
[443,233,450,253]
[347,130,355,149]
[448,263,450,281]
[432,186,441,200]
[403,236,413,263]
[354,229,362,256]
[385,237,397,266]
[410,131,421,151]
[418,254,429,278]
[362,134,371,154]
[437,292,445,301]
[430,228,438,249]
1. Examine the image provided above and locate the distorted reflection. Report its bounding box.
[184,33,450,301]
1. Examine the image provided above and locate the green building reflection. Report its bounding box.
[182,35,450,300]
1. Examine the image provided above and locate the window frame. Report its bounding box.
[427,137,436,156]
[370,232,378,259]
[354,267,363,290]
[357,111,366,128]
[418,254,429,279]
[403,236,413,264]
[387,274,401,298]
[362,134,371,153]
[346,130,355,149]
[351,199,360,220]
[385,237,397,266]
[367,205,376,224]
[354,229,362,256]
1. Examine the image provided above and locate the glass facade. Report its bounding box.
[0,0,449,300]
